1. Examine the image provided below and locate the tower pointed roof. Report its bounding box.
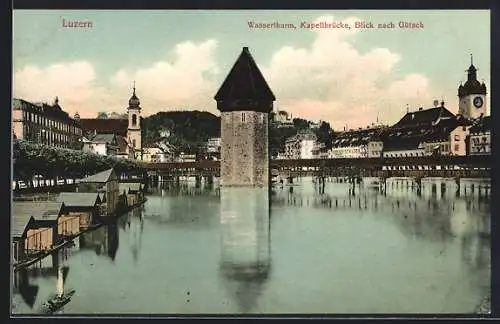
[459,54,486,97]
[214,47,275,113]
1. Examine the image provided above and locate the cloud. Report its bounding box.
[13,18,464,129]
[110,39,219,116]
[12,40,220,118]
[261,15,433,129]
[13,61,101,114]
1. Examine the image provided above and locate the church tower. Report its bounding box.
[127,82,142,159]
[214,47,276,186]
[458,54,487,120]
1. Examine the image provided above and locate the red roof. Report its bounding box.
[79,118,128,137]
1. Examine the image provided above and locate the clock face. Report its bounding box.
[473,96,483,109]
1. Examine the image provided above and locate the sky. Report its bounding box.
[12,10,490,130]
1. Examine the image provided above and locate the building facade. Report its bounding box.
[284,131,317,159]
[12,97,82,149]
[468,116,491,155]
[77,168,120,216]
[215,47,275,186]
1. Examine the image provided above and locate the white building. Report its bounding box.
[284,131,317,159]
[82,134,118,156]
[273,110,294,128]
[207,137,221,153]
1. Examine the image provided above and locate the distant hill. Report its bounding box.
[142,110,334,155]
[142,110,220,153]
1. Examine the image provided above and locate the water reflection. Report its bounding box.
[78,207,145,262]
[219,187,271,313]
[13,249,72,312]
[11,177,490,314]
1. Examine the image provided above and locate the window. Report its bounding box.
[242,113,246,122]
[133,139,136,148]
[132,114,137,126]
[454,134,460,141]
[454,144,460,151]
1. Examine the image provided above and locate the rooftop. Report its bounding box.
[12,98,80,126]
[79,168,116,183]
[56,192,101,207]
[393,105,455,129]
[12,202,65,234]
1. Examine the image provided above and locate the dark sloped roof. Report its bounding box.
[56,192,100,207]
[12,202,64,225]
[459,64,487,96]
[79,168,115,183]
[382,116,467,150]
[12,98,80,126]
[214,47,275,113]
[79,119,128,137]
[89,134,118,145]
[469,116,491,134]
[332,127,385,148]
[393,106,455,128]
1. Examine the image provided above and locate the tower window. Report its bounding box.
[241,113,246,122]
[133,139,136,148]
[132,114,137,126]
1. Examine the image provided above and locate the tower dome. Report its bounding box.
[128,82,140,108]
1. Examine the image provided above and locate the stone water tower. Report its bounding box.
[214,47,276,187]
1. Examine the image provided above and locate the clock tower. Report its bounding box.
[127,82,142,159]
[458,54,487,120]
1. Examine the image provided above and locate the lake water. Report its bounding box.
[11,177,491,314]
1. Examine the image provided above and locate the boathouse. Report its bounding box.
[11,213,37,262]
[56,192,102,228]
[119,182,144,207]
[12,202,79,259]
[77,168,120,216]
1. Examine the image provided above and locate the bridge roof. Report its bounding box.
[214,47,275,113]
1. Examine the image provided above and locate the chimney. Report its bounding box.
[440,101,445,107]
[433,100,439,107]
[419,107,423,111]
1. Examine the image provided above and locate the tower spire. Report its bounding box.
[133,80,136,96]
[470,53,473,66]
